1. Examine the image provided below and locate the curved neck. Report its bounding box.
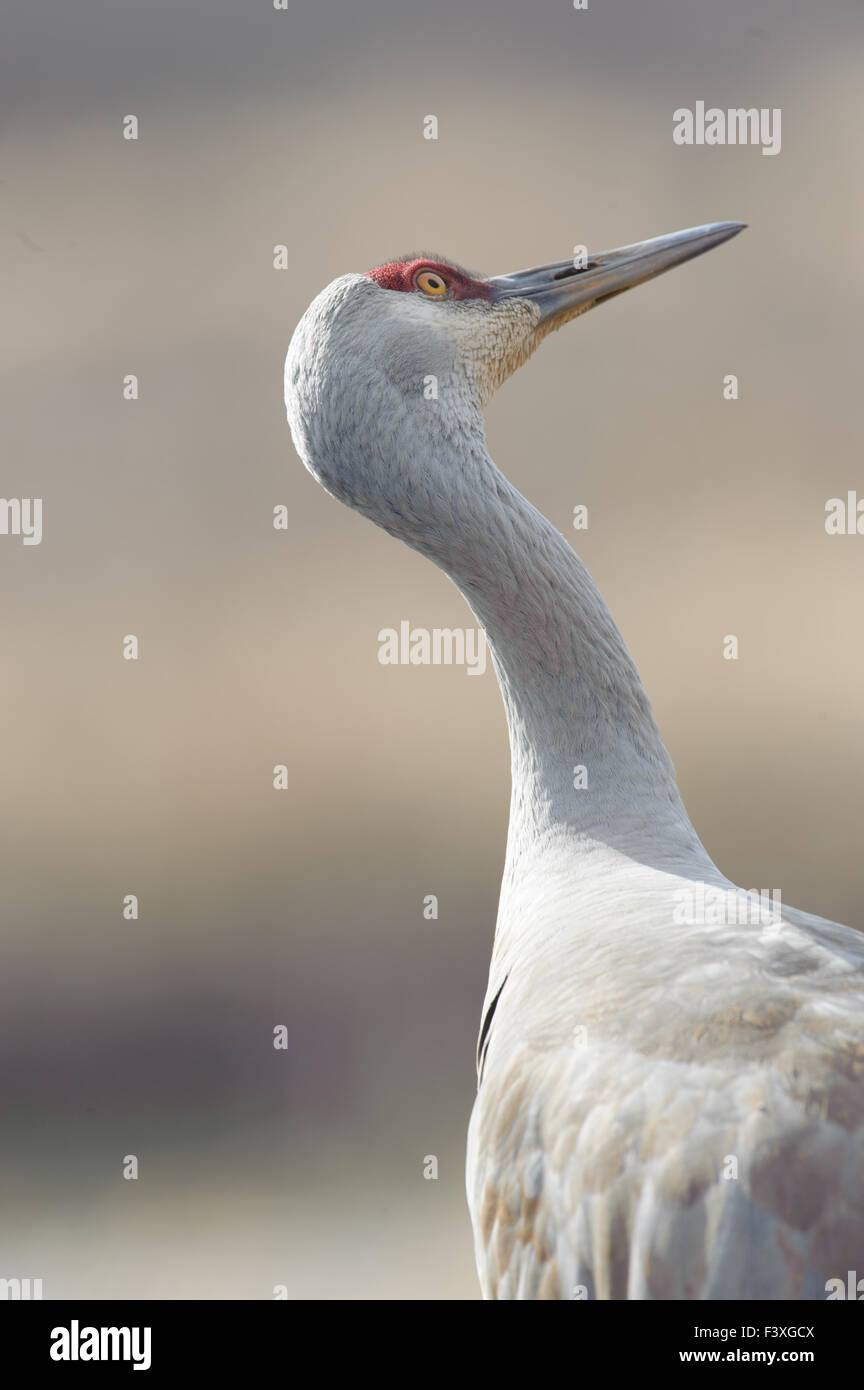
[415,438,710,872]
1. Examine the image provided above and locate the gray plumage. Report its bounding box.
[285,228,864,1299]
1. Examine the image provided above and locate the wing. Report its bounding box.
[467,905,864,1300]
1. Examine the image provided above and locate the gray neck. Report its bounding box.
[412,438,709,871]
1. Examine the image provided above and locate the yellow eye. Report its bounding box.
[414,269,449,297]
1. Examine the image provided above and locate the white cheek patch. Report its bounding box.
[453,300,544,402]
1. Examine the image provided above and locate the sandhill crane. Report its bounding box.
[285,224,864,1300]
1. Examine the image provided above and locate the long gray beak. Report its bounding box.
[487,222,745,325]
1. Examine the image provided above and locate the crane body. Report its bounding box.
[285,225,864,1299]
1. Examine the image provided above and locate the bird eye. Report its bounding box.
[414,269,449,297]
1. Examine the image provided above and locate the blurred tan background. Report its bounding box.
[1,0,862,1299]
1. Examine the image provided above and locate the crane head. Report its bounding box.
[285,222,744,541]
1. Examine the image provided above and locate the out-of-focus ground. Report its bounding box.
[1,0,862,1298]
